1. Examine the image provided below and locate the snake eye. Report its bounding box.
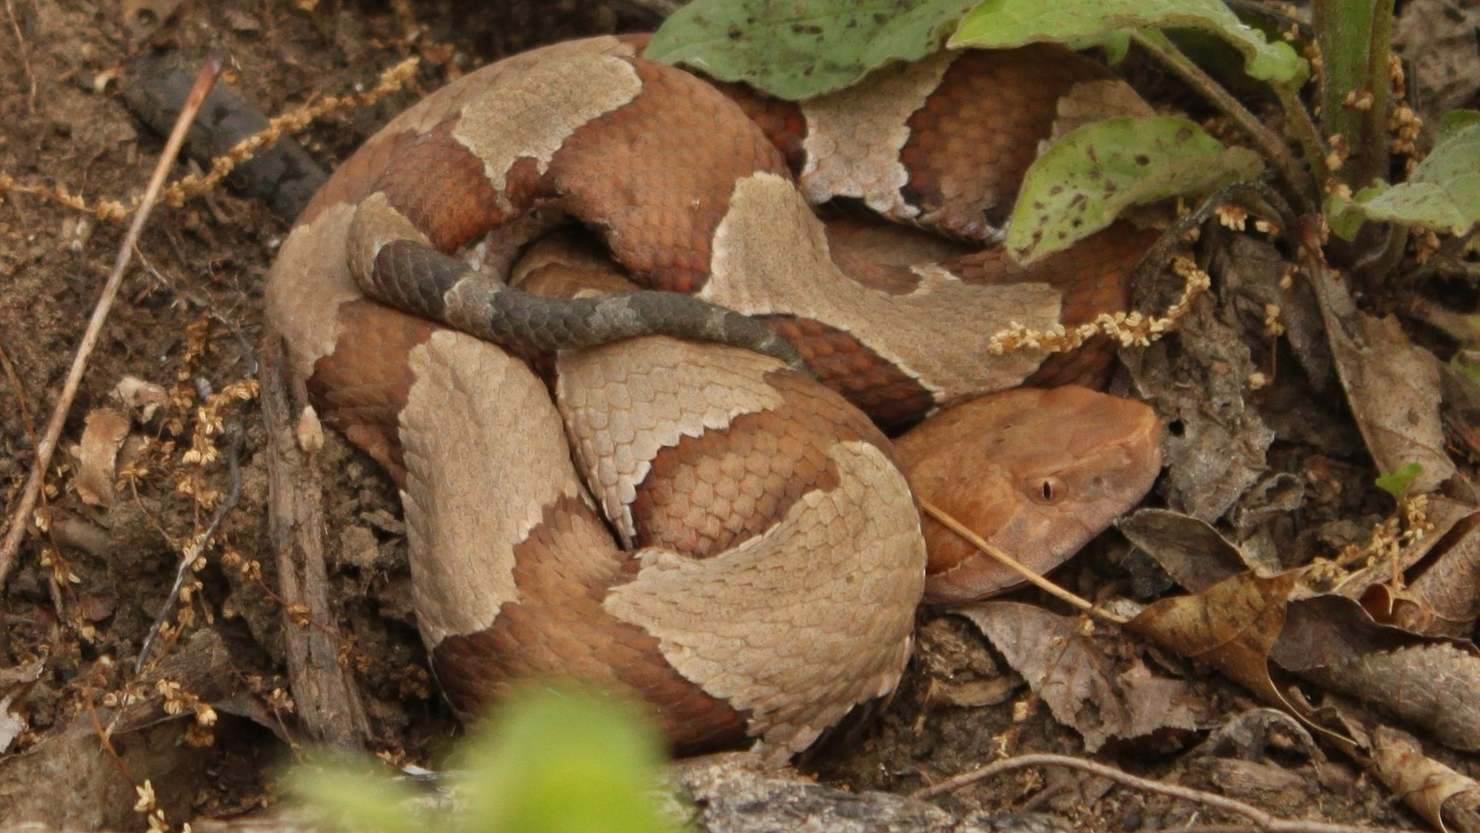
[1033,476,1067,503]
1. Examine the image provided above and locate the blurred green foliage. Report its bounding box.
[293,684,682,833]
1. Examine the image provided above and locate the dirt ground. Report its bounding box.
[2,1,1479,831]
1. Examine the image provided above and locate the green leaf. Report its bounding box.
[1439,109,1480,138]
[292,754,425,833]
[1452,353,1480,388]
[1346,121,1480,235]
[1007,116,1264,262]
[1079,30,1132,64]
[456,685,676,833]
[1323,190,1370,241]
[951,0,1307,84]
[1375,463,1424,500]
[646,0,980,100]
[291,684,678,833]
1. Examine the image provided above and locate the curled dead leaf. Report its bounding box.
[75,408,132,507]
[1369,726,1480,832]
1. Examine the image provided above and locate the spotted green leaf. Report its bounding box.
[951,0,1307,84]
[1007,116,1263,263]
[646,0,979,100]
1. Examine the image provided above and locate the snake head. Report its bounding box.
[894,385,1162,604]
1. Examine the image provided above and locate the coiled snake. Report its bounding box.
[266,34,1162,758]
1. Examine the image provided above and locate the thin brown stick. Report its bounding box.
[1274,83,1335,190]
[912,753,1418,833]
[3,0,37,110]
[0,56,224,587]
[918,498,1127,625]
[1130,31,1319,210]
[0,338,38,466]
[135,426,245,673]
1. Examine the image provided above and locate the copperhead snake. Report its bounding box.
[266,33,1163,758]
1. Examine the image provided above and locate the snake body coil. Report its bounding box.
[267,34,1162,758]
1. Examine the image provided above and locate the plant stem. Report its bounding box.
[1130,31,1316,211]
[1355,0,1396,188]
[1312,0,1370,172]
[1275,84,1334,191]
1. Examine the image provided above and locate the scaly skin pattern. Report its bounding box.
[265,34,1162,759]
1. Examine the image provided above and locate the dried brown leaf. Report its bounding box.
[955,601,1195,750]
[1118,508,1257,590]
[1329,495,1475,602]
[1309,267,1455,493]
[1408,513,1480,636]
[934,677,1021,709]
[1127,570,1300,712]
[1360,583,1440,635]
[111,374,168,420]
[1122,292,1273,521]
[0,657,44,753]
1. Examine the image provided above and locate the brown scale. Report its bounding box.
[706,79,809,172]
[306,300,438,484]
[629,368,896,557]
[297,129,421,226]
[371,119,506,253]
[354,48,1148,418]
[898,45,1114,237]
[432,495,750,753]
[544,60,792,293]
[756,315,936,429]
[706,49,1146,405]
[945,222,1158,388]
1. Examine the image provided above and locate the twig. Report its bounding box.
[1130,31,1319,211]
[1274,83,1335,191]
[3,0,37,110]
[261,336,372,746]
[912,753,1418,833]
[918,498,1126,624]
[135,425,245,673]
[0,337,39,475]
[0,56,224,587]
[85,682,137,784]
[1400,218,1479,286]
[1131,179,1295,291]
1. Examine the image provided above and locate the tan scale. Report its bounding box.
[796,51,956,221]
[605,437,925,757]
[450,54,644,200]
[265,201,362,381]
[1047,78,1158,145]
[701,172,1062,406]
[398,330,592,644]
[555,338,788,545]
